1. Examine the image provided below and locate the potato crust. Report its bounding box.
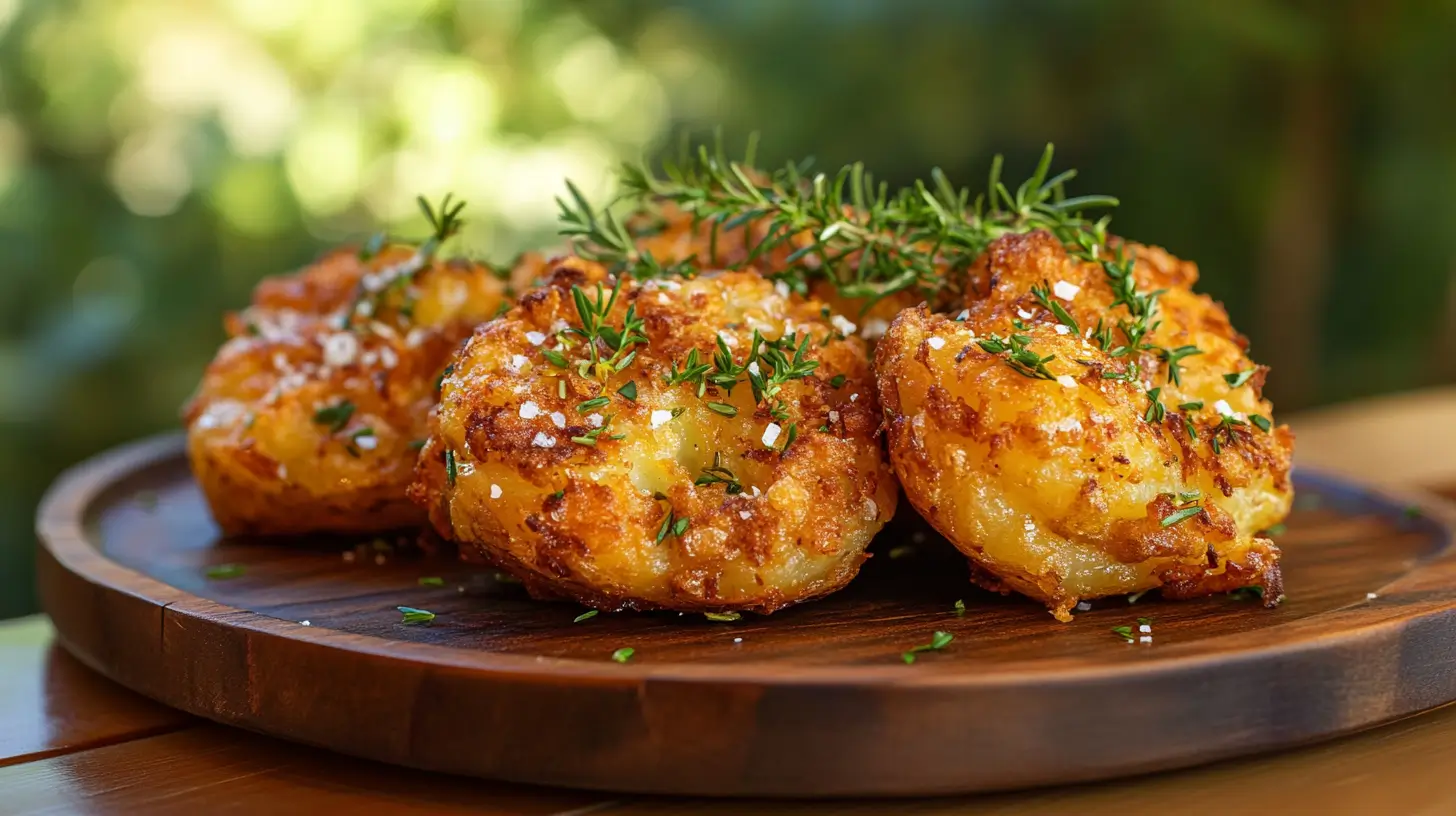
[875,231,1292,620]
[411,259,897,613]
[185,245,510,535]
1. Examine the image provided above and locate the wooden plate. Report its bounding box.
[37,434,1456,797]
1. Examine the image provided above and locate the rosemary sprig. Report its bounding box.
[565,280,647,379]
[694,453,744,494]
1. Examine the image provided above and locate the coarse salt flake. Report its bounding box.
[828,410,839,423]
[531,432,556,448]
[761,423,782,447]
[733,637,743,643]
[1054,324,1071,335]
[550,411,566,429]
[1214,399,1239,418]
[739,511,751,520]
[927,336,946,350]
[1139,635,1152,644]
[586,413,604,428]
[1138,624,1152,634]
[525,331,546,346]
[748,361,761,376]
[520,401,540,419]
[490,484,502,499]
[850,393,859,402]
[831,315,857,336]
[322,332,360,367]
[301,620,311,626]
[1017,308,1034,320]
[1075,601,1092,611]
[509,354,529,372]
[774,281,791,299]
[1367,592,1378,600]
[650,410,673,429]
[1056,375,1078,389]
[355,434,378,451]
[1053,280,1081,301]
[956,309,970,322]
[861,319,889,340]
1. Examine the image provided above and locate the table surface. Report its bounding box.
[6,386,1455,815]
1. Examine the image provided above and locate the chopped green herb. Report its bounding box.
[706,401,737,417]
[1250,414,1272,433]
[611,647,635,663]
[655,501,691,543]
[541,348,569,368]
[901,630,954,664]
[445,449,458,486]
[705,612,742,622]
[829,374,847,389]
[1030,280,1082,334]
[1160,505,1203,527]
[953,599,966,617]
[417,576,445,587]
[558,379,566,399]
[1111,625,1134,642]
[1177,490,1201,502]
[977,333,1056,380]
[694,452,744,494]
[1178,401,1204,411]
[1158,345,1202,386]
[887,544,914,559]
[1224,369,1257,388]
[574,610,599,623]
[1403,505,1423,520]
[398,606,436,625]
[1143,388,1166,423]
[312,400,356,433]
[577,396,611,413]
[616,380,638,401]
[205,563,245,580]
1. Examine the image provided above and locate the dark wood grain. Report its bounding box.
[36,433,1456,797]
[0,725,612,816]
[0,618,191,767]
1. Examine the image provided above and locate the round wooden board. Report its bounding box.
[36,434,1456,798]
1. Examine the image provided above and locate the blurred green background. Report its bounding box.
[2,0,1453,619]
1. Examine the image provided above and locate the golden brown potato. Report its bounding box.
[411,259,897,613]
[185,244,510,535]
[875,230,1293,621]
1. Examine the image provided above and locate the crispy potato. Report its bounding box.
[411,259,896,613]
[875,231,1292,621]
[185,245,510,535]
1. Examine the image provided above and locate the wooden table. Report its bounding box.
[6,386,1455,815]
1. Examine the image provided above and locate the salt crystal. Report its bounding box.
[1056,375,1077,389]
[927,336,946,350]
[490,484,502,499]
[322,333,360,367]
[531,432,556,448]
[1053,280,1081,301]
[525,331,546,346]
[520,401,540,419]
[762,423,782,447]
[831,315,857,336]
[550,411,566,429]
[650,410,673,429]
[1054,325,1071,335]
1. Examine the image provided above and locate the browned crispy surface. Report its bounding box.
[410,259,897,613]
[184,245,510,535]
[876,231,1292,620]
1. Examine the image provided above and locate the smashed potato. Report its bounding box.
[875,230,1292,621]
[411,260,896,613]
[185,242,510,535]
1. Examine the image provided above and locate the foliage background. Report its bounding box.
[2,0,1453,618]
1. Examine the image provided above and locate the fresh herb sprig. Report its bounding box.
[694,452,744,494]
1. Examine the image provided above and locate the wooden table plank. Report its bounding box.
[1290,385,1456,490]
[0,617,192,767]
[0,726,616,816]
